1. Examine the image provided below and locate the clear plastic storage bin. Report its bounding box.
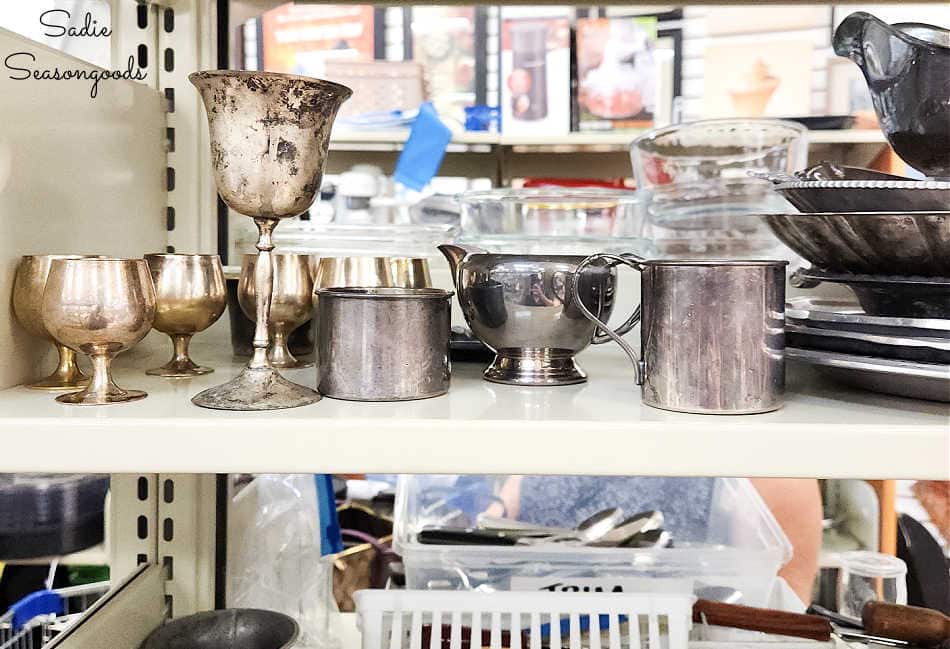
[394,476,792,609]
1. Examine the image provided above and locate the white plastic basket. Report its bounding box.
[354,590,839,649]
[355,590,694,649]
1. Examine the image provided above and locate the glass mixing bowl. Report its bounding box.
[630,119,807,258]
[458,187,647,238]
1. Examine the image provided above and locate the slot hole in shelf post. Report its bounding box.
[163,8,174,33]
[136,4,148,29]
[163,518,174,542]
[137,476,148,500]
[137,553,147,566]
[137,515,148,540]
[164,88,175,113]
[163,479,174,503]
[163,556,174,580]
[164,48,175,72]
[137,44,148,69]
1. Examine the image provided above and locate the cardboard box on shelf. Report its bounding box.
[576,17,661,132]
[500,13,571,136]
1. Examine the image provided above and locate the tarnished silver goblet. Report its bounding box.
[188,70,351,410]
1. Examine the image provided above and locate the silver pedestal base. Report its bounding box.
[191,365,320,410]
[484,349,587,386]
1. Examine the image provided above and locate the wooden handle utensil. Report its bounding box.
[863,601,950,646]
[692,599,833,641]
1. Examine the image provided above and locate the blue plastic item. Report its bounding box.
[535,614,628,638]
[314,474,343,556]
[464,105,500,132]
[11,590,64,631]
[393,102,452,191]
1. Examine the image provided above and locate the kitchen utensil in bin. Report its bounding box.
[12,254,99,390]
[189,70,351,411]
[144,253,227,377]
[42,258,156,405]
[834,12,950,178]
[139,609,299,649]
[573,253,787,414]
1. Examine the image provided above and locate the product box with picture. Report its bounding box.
[575,16,661,131]
[500,8,571,136]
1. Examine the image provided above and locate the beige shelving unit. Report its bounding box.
[327,128,889,182]
[0,1,945,648]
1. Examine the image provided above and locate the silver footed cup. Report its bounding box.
[239,253,316,369]
[42,258,156,405]
[12,254,95,390]
[144,253,227,377]
[188,70,351,410]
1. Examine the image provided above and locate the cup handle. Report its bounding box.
[573,253,646,385]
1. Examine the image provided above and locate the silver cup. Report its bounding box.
[575,254,788,414]
[315,287,453,401]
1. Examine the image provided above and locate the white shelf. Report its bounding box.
[329,129,885,151]
[806,129,886,144]
[0,336,945,478]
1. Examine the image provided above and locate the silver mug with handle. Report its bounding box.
[575,253,787,414]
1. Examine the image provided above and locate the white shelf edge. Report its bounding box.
[329,129,885,150]
[1,335,944,479]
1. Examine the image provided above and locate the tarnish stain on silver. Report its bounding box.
[189,70,352,220]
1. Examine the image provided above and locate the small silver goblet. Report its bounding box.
[144,253,227,377]
[238,253,316,369]
[12,254,94,390]
[42,258,156,405]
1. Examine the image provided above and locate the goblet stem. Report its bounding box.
[147,333,211,377]
[172,333,192,365]
[268,328,304,368]
[250,217,277,370]
[88,353,118,397]
[57,352,147,405]
[28,343,88,390]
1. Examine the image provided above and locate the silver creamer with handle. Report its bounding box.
[574,254,787,414]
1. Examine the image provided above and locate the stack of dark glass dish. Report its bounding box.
[758,11,950,401]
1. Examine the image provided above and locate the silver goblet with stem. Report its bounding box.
[188,70,351,410]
